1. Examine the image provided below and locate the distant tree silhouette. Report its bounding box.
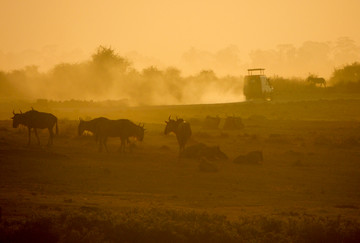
[196,70,217,81]
[142,66,163,79]
[333,37,360,66]
[91,46,131,73]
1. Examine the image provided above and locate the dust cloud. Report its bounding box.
[0,46,244,106]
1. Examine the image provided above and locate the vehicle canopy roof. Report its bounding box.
[247,68,265,76]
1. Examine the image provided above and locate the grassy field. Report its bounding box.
[1,98,360,242]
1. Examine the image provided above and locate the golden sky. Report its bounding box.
[1,0,359,75]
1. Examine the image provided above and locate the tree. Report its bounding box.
[142,66,163,80]
[91,46,131,73]
[333,37,360,66]
[330,62,360,84]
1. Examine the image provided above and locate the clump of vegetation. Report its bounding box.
[329,62,360,92]
[269,76,325,100]
[1,208,359,243]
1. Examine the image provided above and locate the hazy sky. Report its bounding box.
[1,0,360,74]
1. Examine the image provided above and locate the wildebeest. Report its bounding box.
[306,75,326,87]
[181,143,228,161]
[96,119,145,152]
[12,108,58,146]
[164,116,192,155]
[78,117,109,142]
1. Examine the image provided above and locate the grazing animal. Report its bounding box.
[306,75,326,87]
[96,119,145,152]
[12,108,58,146]
[182,143,228,161]
[233,151,263,165]
[164,116,192,155]
[202,116,221,130]
[78,117,109,142]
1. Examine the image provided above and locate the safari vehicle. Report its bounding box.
[243,68,273,100]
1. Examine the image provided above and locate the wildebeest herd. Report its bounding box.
[78,117,145,152]
[11,109,187,155]
[11,108,262,163]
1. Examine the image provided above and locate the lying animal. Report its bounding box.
[181,143,228,161]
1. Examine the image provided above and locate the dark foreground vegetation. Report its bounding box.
[1,207,360,243]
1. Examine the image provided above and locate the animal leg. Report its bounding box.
[118,138,123,152]
[98,139,103,152]
[178,145,184,157]
[98,136,104,152]
[27,127,31,146]
[104,137,109,153]
[34,128,40,145]
[119,138,126,153]
[124,138,128,153]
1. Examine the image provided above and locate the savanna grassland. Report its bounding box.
[1,97,360,242]
[1,50,360,241]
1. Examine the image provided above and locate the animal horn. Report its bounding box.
[31,107,34,110]
[19,110,22,114]
[13,110,15,115]
[168,115,171,120]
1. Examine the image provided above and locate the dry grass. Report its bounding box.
[1,99,360,242]
[1,208,360,243]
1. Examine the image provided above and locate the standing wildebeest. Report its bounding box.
[78,117,109,142]
[164,116,192,155]
[96,119,145,152]
[12,108,58,146]
[306,75,326,87]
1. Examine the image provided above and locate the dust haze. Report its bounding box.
[0,38,359,106]
[1,1,360,241]
[0,46,245,105]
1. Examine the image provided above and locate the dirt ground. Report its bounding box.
[1,99,360,223]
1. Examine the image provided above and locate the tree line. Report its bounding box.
[0,46,359,105]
